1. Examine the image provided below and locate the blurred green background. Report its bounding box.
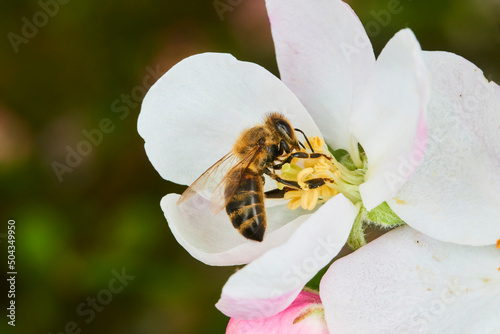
[0,0,498,333]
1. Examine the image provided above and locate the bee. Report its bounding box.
[177,112,329,242]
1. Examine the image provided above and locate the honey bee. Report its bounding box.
[177,112,329,242]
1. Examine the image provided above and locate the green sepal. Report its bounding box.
[347,205,367,250]
[367,202,405,227]
[328,147,358,171]
[346,202,404,250]
[304,264,329,291]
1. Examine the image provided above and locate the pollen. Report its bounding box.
[278,137,341,211]
[306,136,326,153]
[297,167,315,189]
[276,136,365,210]
[284,190,305,210]
[496,238,500,249]
[395,198,407,205]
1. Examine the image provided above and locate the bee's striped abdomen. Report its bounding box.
[225,169,266,242]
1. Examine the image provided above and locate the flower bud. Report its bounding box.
[226,290,328,334]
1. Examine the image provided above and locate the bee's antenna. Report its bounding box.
[294,128,315,153]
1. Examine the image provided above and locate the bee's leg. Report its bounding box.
[266,168,333,190]
[294,128,315,153]
[273,152,332,170]
[278,140,291,155]
[264,169,301,189]
[302,178,332,189]
[264,188,285,199]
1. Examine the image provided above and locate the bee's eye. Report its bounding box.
[276,120,293,138]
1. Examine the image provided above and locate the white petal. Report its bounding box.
[215,195,359,319]
[266,0,375,150]
[352,29,430,210]
[163,193,313,266]
[320,226,500,334]
[388,51,500,245]
[138,53,322,186]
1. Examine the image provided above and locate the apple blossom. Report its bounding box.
[222,51,500,331]
[320,225,500,333]
[225,226,500,333]
[138,0,430,319]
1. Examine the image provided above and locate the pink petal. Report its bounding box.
[226,290,329,334]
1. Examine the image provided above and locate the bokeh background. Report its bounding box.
[0,0,499,333]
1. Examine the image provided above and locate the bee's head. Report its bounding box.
[266,112,301,150]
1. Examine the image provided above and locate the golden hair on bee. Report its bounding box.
[178,112,325,242]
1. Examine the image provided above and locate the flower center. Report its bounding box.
[276,137,366,211]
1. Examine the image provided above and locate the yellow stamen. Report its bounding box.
[284,190,303,210]
[306,136,326,153]
[296,167,313,180]
[275,136,365,211]
[284,190,303,200]
[287,198,302,210]
[313,159,332,173]
[301,188,319,210]
[303,159,318,169]
[319,186,338,197]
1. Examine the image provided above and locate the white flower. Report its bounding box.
[138,0,429,319]
[231,226,500,333]
[221,49,500,331]
[320,225,500,333]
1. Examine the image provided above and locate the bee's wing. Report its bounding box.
[210,145,264,215]
[176,152,239,206]
[177,145,265,216]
